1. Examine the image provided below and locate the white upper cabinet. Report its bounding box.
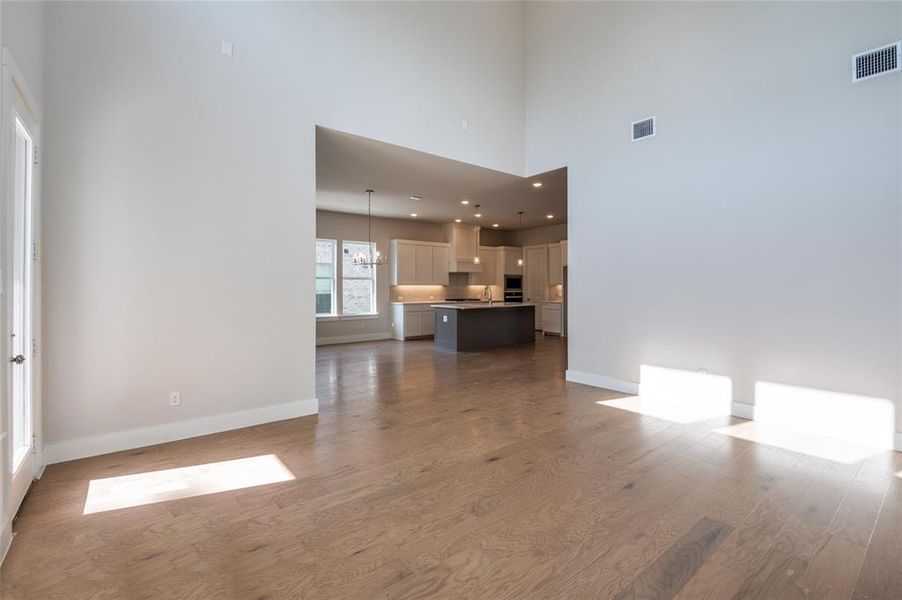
[432,245,449,285]
[500,246,523,275]
[390,240,450,285]
[443,223,482,273]
[415,246,432,284]
[396,243,417,284]
[548,242,563,286]
[473,246,503,287]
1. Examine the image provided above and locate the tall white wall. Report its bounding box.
[526,2,902,431]
[42,1,525,461]
[1,0,44,110]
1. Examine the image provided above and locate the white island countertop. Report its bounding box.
[430,302,537,310]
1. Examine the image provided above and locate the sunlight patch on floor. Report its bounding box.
[83,454,295,514]
[714,421,887,464]
[753,381,895,450]
[596,396,731,424]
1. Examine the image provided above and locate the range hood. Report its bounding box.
[444,223,482,273]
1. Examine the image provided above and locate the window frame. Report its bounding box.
[315,238,338,318]
[341,240,378,317]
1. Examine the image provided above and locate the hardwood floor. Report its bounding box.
[2,335,901,599]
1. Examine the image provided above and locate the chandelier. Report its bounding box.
[352,189,388,267]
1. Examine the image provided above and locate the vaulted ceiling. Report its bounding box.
[316,127,566,230]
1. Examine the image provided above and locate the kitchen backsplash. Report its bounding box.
[390,285,445,303]
[391,274,503,303]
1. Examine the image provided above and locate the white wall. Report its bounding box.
[526,2,902,432]
[42,1,526,461]
[1,0,44,111]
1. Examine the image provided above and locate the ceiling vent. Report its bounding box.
[853,41,900,82]
[631,116,655,141]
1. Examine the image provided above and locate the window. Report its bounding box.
[342,241,377,315]
[315,239,337,316]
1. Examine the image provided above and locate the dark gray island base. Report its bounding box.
[431,303,536,351]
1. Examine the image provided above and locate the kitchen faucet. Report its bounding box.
[483,285,494,304]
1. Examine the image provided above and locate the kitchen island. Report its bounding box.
[431,302,536,351]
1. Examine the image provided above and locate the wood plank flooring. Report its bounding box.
[2,335,901,599]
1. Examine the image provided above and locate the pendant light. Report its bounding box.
[517,211,524,267]
[352,189,388,267]
[473,204,481,265]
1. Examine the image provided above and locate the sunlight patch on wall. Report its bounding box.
[83,454,295,514]
[596,365,732,424]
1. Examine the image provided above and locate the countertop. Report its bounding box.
[430,302,536,310]
[390,300,444,305]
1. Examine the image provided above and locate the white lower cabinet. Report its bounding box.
[542,303,562,335]
[421,308,435,336]
[391,304,436,340]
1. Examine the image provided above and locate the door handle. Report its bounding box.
[9,354,24,364]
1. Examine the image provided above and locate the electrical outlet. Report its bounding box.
[169,391,181,407]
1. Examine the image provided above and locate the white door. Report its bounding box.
[525,246,548,302]
[2,50,41,527]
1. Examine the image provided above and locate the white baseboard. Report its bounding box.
[42,398,318,465]
[316,332,391,346]
[565,370,639,395]
[731,402,755,420]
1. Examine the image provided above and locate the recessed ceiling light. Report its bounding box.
[546,214,554,219]
[410,195,421,201]
[461,199,470,205]
[474,213,482,218]
[454,218,462,223]
[410,213,418,217]
[532,182,543,188]
[492,223,499,228]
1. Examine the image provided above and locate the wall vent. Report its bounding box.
[853,42,900,82]
[631,116,655,141]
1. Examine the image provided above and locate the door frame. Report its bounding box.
[0,47,42,563]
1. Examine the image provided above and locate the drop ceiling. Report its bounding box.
[316,127,566,230]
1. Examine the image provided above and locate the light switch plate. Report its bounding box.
[221,41,233,57]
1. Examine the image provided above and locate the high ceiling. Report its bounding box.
[316,127,566,230]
